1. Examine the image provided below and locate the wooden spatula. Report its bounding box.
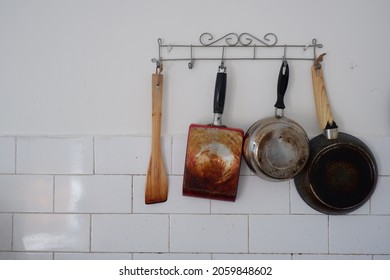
[145,68,168,204]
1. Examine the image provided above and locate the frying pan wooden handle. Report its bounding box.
[311,53,336,130]
[145,73,168,204]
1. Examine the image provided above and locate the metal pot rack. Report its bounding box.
[151,32,323,70]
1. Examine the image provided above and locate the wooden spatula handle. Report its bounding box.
[151,74,164,145]
[311,53,335,130]
[145,73,168,204]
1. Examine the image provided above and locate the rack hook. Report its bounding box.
[188,44,194,69]
[157,38,163,60]
[219,46,226,72]
[151,58,161,69]
[282,44,287,64]
[312,39,317,61]
[151,38,163,70]
[156,62,163,74]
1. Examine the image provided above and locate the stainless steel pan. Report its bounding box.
[243,61,310,181]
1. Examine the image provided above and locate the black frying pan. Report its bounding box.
[294,54,378,214]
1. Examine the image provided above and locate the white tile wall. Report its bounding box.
[54,175,132,213]
[172,137,187,175]
[373,255,390,260]
[211,176,289,214]
[329,216,390,254]
[54,252,133,260]
[17,137,93,174]
[293,254,372,260]
[0,175,53,212]
[91,214,169,252]
[0,214,12,250]
[133,253,211,260]
[370,176,390,214]
[133,175,210,214]
[0,137,15,173]
[0,252,53,260]
[360,136,390,175]
[170,214,248,253]
[249,215,328,254]
[0,135,389,259]
[213,254,292,260]
[13,214,90,252]
[94,136,171,175]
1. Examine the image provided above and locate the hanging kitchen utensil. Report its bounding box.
[182,65,244,201]
[243,60,310,181]
[294,53,377,214]
[145,64,168,204]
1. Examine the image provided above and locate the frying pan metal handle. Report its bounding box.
[213,71,227,126]
[274,61,289,117]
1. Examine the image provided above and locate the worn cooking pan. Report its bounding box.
[294,53,377,214]
[243,60,310,181]
[182,66,244,201]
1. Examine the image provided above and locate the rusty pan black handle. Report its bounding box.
[274,61,289,110]
[213,72,227,114]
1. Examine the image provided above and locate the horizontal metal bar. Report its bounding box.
[159,57,314,61]
[159,44,318,49]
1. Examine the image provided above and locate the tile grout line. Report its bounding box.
[52,176,56,213]
[89,214,92,253]
[247,214,250,254]
[369,194,372,215]
[170,137,173,175]
[166,134,173,238]
[131,176,134,214]
[168,214,171,253]
[289,179,292,215]
[88,135,96,253]
[11,213,14,251]
[12,137,16,252]
[14,137,17,174]
[92,136,96,175]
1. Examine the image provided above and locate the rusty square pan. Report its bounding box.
[182,68,244,201]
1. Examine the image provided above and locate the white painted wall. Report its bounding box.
[0,0,389,136]
[0,0,390,260]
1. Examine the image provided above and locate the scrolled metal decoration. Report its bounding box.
[199,32,278,47]
[238,32,278,46]
[199,32,239,46]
